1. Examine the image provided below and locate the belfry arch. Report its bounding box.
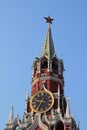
[56,121,64,130]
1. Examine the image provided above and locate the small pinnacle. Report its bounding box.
[67,96,70,101]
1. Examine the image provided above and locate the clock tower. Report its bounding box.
[5,17,80,130]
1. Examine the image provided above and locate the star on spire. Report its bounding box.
[44,16,54,24]
[41,16,56,59]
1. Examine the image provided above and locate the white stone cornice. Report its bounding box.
[43,113,58,126]
[27,116,38,130]
[27,113,48,130]
[38,114,48,130]
[32,75,63,86]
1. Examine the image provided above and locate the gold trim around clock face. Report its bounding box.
[30,90,54,114]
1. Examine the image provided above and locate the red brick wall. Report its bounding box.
[65,125,71,130]
[36,126,42,130]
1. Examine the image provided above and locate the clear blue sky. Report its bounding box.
[0,0,87,129]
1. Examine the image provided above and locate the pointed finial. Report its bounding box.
[57,84,61,114]
[58,83,60,97]
[78,121,80,129]
[26,88,29,100]
[7,103,14,124]
[67,96,70,102]
[44,16,54,24]
[65,96,71,118]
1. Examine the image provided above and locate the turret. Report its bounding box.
[65,97,71,118]
[5,104,16,130]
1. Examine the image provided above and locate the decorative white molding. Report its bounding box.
[32,75,63,86]
[27,113,48,130]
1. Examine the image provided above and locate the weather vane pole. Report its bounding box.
[44,16,54,24]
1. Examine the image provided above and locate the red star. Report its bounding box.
[44,16,54,24]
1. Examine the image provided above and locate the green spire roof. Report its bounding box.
[41,23,56,59]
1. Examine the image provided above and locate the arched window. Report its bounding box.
[34,64,37,73]
[52,61,58,69]
[41,60,48,69]
[52,60,58,74]
[56,121,64,130]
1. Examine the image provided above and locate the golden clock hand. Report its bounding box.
[35,99,45,103]
[36,99,44,110]
[34,99,42,102]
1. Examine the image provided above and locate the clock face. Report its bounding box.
[30,90,54,113]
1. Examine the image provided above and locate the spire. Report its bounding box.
[41,16,56,59]
[65,97,71,118]
[7,103,14,124]
[78,122,80,130]
[25,88,29,101]
[57,84,61,113]
[25,89,29,112]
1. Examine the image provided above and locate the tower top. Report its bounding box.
[41,16,56,59]
[44,16,54,24]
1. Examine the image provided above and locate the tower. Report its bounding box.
[5,16,80,130]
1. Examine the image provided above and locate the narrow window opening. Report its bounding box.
[56,121,64,130]
[41,60,48,69]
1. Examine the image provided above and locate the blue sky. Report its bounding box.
[0,0,87,129]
